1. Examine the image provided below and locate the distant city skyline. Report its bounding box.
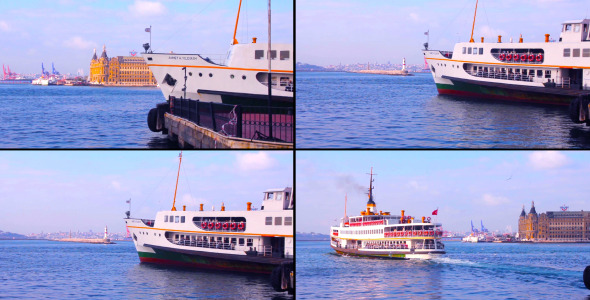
[0,0,293,75]
[0,151,293,235]
[297,0,588,66]
[296,151,590,234]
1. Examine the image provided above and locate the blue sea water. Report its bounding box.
[0,84,175,148]
[297,240,590,299]
[296,72,590,148]
[0,240,291,299]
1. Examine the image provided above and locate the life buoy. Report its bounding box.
[201,221,207,229]
[230,222,237,230]
[529,54,535,61]
[208,222,214,229]
[499,53,506,61]
[426,217,431,222]
[514,54,520,61]
[222,222,229,230]
[431,230,435,236]
[536,54,543,62]
[418,231,422,236]
[506,54,513,61]
[215,222,221,229]
[238,222,245,230]
[520,54,527,62]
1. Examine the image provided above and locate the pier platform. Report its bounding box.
[351,70,412,76]
[164,113,292,149]
[56,238,114,244]
[149,97,293,149]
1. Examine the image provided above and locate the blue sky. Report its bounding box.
[296,151,590,234]
[297,0,588,66]
[0,151,293,234]
[0,0,293,75]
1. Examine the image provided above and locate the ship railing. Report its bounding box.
[141,219,155,227]
[169,96,293,143]
[556,77,571,88]
[465,69,536,83]
[171,238,236,250]
[440,51,453,59]
[260,245,272,257]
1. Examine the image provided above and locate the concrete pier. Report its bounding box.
[56,238,114,244]
[164,113,293,149]
[352,70,413,76]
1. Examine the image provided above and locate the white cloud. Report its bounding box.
[111,181,121,190]
[409,13,421,22]
[235,152,276,171]
[63,36,95,50]
[408,180,427,191]
[0,21,11,32]
[128,0,167,17]
[529,151,568,170]
[480,193,510,206]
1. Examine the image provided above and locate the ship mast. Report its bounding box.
[171,151,182,211]
[232,0,243,45]
[469,0,479,43]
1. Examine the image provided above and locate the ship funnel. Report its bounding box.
[519,34,523,43]
[481,37,484,43]
[545,34,550,43]
[199,204,204,211]
[183,205,186,211]
[422,216,425,223]
[247,202,252,211]
[498,35,502,43]
[221,202,225,211]
[252,37,257,43]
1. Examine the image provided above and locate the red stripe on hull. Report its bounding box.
[139,256,271,274]
[437,88,569,106]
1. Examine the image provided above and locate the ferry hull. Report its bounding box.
[138,249,276,274]
[436,81,575,106]
[331,245,444,260]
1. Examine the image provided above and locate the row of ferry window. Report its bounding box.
[174,234,254,247]
[164,215,185,223]
[471,66,552,78]
[563,48,590,57]
[462,47,484,55]
[254,50,290,60]
[340,229,384,235]
[265,216,293,226]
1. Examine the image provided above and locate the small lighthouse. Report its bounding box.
[103,225,109,241]
[402,58,406,71]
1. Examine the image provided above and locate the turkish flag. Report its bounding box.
[432,209,438,215]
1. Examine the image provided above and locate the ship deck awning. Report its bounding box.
[442,75,590,98]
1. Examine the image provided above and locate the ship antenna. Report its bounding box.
[344,193,347,218]
[469,0,479,43]
[232,0,243,45]
[171,151,183,211]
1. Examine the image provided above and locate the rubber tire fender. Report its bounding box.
[147,107,160,132]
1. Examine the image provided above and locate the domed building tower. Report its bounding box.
[526,201,539,240]
[518,205,526,238]
[97,45,109,84]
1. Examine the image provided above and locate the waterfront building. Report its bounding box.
[89,45,156,86]
[518,201,590,242]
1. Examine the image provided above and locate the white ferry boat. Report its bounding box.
[423,0,590,105]
[142,1,293,107]
[330,169,445,259]
[125,153,293,274]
